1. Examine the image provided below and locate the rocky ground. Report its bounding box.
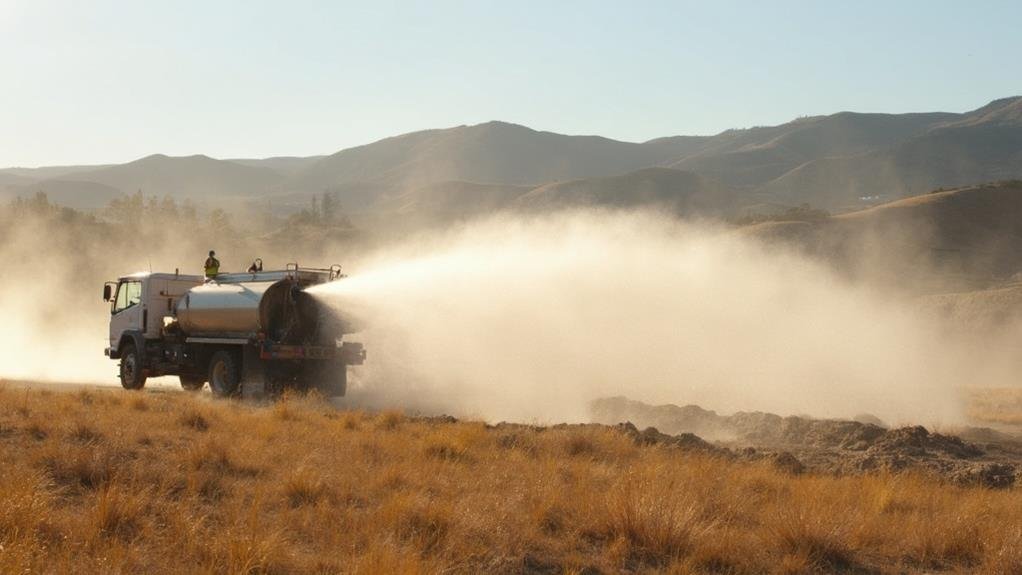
[589,396,1022,488]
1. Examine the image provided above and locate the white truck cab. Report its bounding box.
[105,272,204,359]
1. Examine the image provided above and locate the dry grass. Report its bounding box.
[1,384,1021,574]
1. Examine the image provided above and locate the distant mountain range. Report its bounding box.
[2,96,1020,216]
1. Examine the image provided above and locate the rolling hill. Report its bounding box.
[0,163,114,180]
[671,111,957,191]
[3,96,1020,216]
[61,154,286,199]
[294,121,706,192]
[366,167,735,222]
[515,167,735,216]
[290,99,1018,216]
[228,155,325,174]
[0,172,33,188]
[760,98,1022,209]
[0,179,123,210]
[743,181,1022,291]
[2,154,289,209]
[381,180,532,218]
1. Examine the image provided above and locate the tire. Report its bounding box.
[179,375,205,391]
[208,351,241,398]
[119,342,146,390]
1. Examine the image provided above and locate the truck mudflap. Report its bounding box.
[341,341,366,366]
[258,341,366,364]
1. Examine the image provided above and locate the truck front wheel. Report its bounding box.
[208,351,240,398]
[119,343,146,390]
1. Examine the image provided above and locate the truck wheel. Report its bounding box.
[119,343,146,390]
[179,375,205,391]
[208,351,240,398]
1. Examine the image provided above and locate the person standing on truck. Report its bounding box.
[204,250,220,279]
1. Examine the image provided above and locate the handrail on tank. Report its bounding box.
[286,262,299,281]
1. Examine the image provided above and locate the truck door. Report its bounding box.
[109,279,144,352]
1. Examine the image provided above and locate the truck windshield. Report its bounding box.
[113,280,142,314]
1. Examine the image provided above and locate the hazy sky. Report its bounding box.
[2,0,1019,167]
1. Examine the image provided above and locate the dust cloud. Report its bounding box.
[0,196,315,387]
[0,217,114,384]
[0,298,111,384]
[312,210,1019,425]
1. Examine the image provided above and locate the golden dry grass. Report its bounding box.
[1,384,1021,574]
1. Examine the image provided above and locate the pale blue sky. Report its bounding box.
[1,0,1019,167]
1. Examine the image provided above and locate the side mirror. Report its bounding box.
[103,283,114,302]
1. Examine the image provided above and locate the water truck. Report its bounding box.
[102,264,365,397]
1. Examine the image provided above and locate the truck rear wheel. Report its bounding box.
[179,375,205,391]
[208,351,240,398]
[119,343,146,390]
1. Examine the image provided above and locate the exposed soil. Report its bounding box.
[590,396,1022,488]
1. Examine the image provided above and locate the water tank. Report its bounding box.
[175,279,302,341]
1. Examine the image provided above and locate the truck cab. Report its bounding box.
[105,272,204,359]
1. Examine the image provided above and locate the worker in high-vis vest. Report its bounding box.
[204,250,220,279]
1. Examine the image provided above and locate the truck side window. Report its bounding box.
[113,281,142,314]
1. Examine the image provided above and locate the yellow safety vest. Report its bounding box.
[204,257,220,277]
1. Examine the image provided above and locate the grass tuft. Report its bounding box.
[178,409,210,432]
[376,409,405,430]
[283,468,331,507]
[68,421,103,444]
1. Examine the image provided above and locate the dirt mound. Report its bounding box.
[868,425,982,459]
[590,396,890,449]
[727,411,888,450]
[614,422,727,455]
[591,396,1022,488]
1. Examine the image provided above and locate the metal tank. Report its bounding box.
[175,268,345,343]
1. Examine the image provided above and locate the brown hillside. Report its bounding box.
[296,121,695,192]
[383,180,532,218]
[516,167,736,217]
[6,96,1020,215]
[762,98,1022,209]
[743,181,1022,291]
[2,179,124,209]
[46,154,286,200]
